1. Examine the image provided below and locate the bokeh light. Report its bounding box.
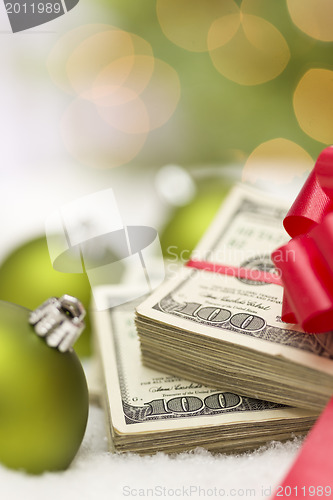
[67,31,153,99]
[287,0,333,42]
[48,25,181,168]
[47,24,113,95]
[205,14,240,50]
[61,97,148,169]
[92,55,155,106]
[293,69,333,144]
[208,14,290,85]
[155,165,196,206]
[92,57,180,132]
[67,30,135,98]
[242,138,313,186]
[156,0,239,52]
[137,58,181,130]
[96,88,150,135]
[48,25,154,98]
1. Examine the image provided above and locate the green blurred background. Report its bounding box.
[1,0,333,356]
[89,0,333,167]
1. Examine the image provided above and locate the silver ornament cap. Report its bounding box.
[29,295,86,352]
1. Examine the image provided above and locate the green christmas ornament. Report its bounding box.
[160,179,231,260]
[0,297,89,474]
[0,236,92,357]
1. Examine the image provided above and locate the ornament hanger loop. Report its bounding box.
[29,295,86,352]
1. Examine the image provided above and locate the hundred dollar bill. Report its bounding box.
[92,290,317,454]
[136,184,333,411]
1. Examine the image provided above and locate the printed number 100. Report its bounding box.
[5,3,62,14]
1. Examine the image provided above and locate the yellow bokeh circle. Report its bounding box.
[67,31,153,99]
[208,14,290,85]
[92,57,180,134]
[242,138,313,186]
[137,58,181,130]
[47,24,112,95]
[96,88,150,135]
[156,0,239,52]
[48,26,154,98]
[91,55,155,107]
[293,69,333,144]
[49,25,181,168]
[287,0,333,42]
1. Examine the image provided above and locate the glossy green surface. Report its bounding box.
[160,181,231,260]
[0,301,89,473]
[0,237,92,357]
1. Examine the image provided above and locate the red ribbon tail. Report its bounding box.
[271,396,333,499]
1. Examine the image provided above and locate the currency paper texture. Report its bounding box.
[93,292,317,454]
[136,185,333,411]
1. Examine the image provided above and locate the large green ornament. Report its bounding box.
[0,237,92,357]
[0,300,89,474]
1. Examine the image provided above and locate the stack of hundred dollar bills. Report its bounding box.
[93,295,316,454]
[136,184,333,413]
[92,184,324,455]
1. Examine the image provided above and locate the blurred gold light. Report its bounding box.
[156,0,239,52]
[206,14,240,50]
[47,24,111,94]
[241,0,267,12]
[49,25,180,168]
[138,58,181,130]
[287,0,333,42]
[208,14,290,85]
[94,58,180,134]
[67,31,148,98]
[92,55,155,106]
[293,69,333,144]
[61,98,147,169]
[47,26,153,97]
[242,138,313,185]
[96,89,150,135]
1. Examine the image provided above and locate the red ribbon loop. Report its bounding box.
[272,146,333,333]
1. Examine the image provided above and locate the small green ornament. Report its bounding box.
[0,236,92,357]
[160,179,231,260]
[0,300,89,474]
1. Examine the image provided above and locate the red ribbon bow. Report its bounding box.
[272,146,333,333]
[271,146,333,500]
[185,151,333,498]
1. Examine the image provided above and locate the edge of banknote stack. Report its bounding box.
[92,292,317,455]
[135,184,333,413]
